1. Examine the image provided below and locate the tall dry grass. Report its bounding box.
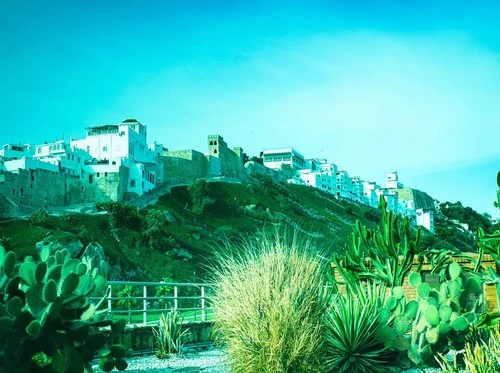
[210,231,329,373]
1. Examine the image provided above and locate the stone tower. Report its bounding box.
[207,135,227,158]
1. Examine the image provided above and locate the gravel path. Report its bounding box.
[92,349,230,373]
[91,349,460,372]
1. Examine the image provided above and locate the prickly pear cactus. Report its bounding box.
[407,262,483,367]
[0,245,132,373]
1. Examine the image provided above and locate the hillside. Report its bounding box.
[0,177,488,282]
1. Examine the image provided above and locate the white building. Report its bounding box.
[350,176,365,203]
[295,169,335,194]
[70,119,159,196]
[32,140,92,179]
[386,171,404,189]
[71,119,157,164]
[363,181,381,208]
[0,144,34,159]
[335,170,354,199]
[416,208,435,233]
[262,147,306,171]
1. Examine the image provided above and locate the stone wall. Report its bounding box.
[158,150,209,185]
[0,169,67,214]
[114,322,214,351]
[333,254,499,312]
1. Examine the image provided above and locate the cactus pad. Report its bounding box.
[425,305,440,326]
[448,262,461,280]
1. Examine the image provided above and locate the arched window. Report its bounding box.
[214,141,217,145]
[209,141,214,145]
[214,149,218,154]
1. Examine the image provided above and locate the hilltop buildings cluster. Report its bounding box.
[0,118,435,232]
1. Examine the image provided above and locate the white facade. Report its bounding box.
[386,171,404,189]
[363,181,380,208]
[296,169,335,194]
[0,144,34,159]
[416,208,435,233]
[262,147,306,171]
[32,140,92,178]
[69,119,159,197]
[350,176,365,203]
[71,119,157,164]
[335,170,354,199]
[3,157,59,173]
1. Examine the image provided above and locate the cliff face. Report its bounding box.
[397,187,436,210]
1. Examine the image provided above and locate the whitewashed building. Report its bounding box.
[0,144,34,159]
[262,147,306,171]
[416,208,435,233]
[71,119,159,195]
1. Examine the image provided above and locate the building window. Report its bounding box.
[20,188,24,196]
[96,172,100,177]
[214,149,217,154]
[12,189,15,196]
[104,172,108,177]
[112,161,116,165]
[89,175,93,184]
[130,180,136,187]
[103,146,108,152]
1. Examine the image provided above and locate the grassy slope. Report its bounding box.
[0,180,470,282]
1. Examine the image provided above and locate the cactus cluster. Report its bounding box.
[0,244,131,373]
[332,195,422,289]
[376,286,419,350]
[407,262,483,366]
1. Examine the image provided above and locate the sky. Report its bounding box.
[1,0,499,218]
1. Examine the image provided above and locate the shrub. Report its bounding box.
[95,201,141,228]
[28,208,50,227]
[323,282,398,372]
[210,231,328,373]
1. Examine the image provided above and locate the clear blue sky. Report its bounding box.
[1,0,499,217]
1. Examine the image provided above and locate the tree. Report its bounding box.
[187,179,211,215]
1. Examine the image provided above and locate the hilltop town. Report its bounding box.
[0,118,436,231]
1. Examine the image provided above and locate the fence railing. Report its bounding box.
[90,281,214,326]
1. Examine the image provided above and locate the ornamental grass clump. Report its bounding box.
[210,231,328,373]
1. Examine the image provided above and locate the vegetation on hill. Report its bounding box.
[0,176,494,282]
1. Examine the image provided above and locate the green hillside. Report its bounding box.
[0,177,488,282]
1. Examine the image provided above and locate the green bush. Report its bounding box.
[187,179,210,215]
[211,231,328,373]
[95,201,141,228]
[28,208,50,227]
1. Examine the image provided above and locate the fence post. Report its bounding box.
[201,286,206,322]
[143,285,148,326]
[174,286,178,312]
[107,284,112,313]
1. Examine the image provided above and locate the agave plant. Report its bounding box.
[323,281,398,373]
